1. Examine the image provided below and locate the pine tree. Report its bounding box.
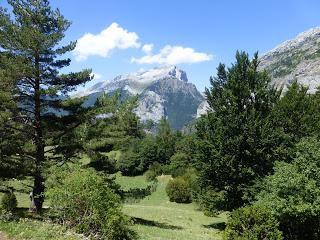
[80,93,144,173]
[0,53,30,179]
[0,0,92,211]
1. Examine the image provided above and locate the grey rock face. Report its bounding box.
[135,91,165,124]
[196,100,210,118]
[194,28,320,118]
[75,65,204,129]
[259,27,320,93]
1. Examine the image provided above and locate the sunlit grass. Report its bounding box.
[118,175,227,240]
[0,220,81,240]
[115,173,150,191]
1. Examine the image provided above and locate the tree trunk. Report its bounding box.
[32,172,45,212]
[32,54,45,213]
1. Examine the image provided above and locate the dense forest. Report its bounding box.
[1,1,320,240]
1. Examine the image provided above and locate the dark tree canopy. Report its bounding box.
[196,51,283,209]
[0,0,92,211]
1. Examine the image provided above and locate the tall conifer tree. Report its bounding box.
[0,0,92,211]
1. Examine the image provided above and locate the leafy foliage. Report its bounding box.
[196,51,283,210]
[0,0,92,211]
[118,118,177,176]
[166,177,191,203]
[254,137,320,240]
[77,93,144,174]
[1,192,17,212]
[270,81,320,161]
[224,206,283,240]
[168,153,190,177]
[47,166,136,240]
[198,189,227,216]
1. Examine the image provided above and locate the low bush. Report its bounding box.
[1,191,17,212]
[145,162,168,182]
[180,168,200,198]
[224,206,283,240]
[46,166,136,240]
[199,189,226,216]
[166,177,191,203]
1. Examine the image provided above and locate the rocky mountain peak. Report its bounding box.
[74,65,203,129]
[259,26,320,93]
[112,65,188,84]
[264,27,320,57]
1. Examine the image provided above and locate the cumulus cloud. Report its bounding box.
[131,45,212,65]
[142,44,154,54]
[74,23,141,61]
[90,72,102,80]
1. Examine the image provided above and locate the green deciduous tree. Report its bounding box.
[156,118,176,164]
[196,51,283,210]
[254,137,320,240]
[0,0,92,211]
[270,81,320,161]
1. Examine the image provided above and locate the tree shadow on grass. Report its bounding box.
[15,207,51,221]
[132,217,183,230]
[203,222,226,231]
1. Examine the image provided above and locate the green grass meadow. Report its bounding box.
[0,173,227,239]
[119,174,227,240]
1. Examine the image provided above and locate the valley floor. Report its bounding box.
[0,174,227,240]
[119,175,227,240]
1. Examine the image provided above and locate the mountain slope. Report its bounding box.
[76,66,204,129]
[259,27,320,93]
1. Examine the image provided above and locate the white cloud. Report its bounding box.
[131,45,212,65]
[142,44,154,54]
[74,22,141,61]
[90,72,102,80]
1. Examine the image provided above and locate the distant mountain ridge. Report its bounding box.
[75,66,204,129]
[190,27,320,118]
[259,27,320,93]
[75,28,320,126]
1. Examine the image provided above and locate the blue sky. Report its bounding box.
[2,0,320,91]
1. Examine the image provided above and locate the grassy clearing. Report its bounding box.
[115,173,150,191]
[1,172,227,240]
[117,174,227,240]
[0,178,32,208]
[0,178,50,209]
[0,219,81,240]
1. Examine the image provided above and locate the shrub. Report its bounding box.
[145,162,167,182]
[0,209,16,221]
[46,166,136,239]
[168,153,189,177]
[166,177,191,203]
[1,192,17,212]
[224,206,283,240]
[87,152,117,174]
[254,137,320,240]
[199,189,226,216]
[145,168,158,182]
[180,168,200,198]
